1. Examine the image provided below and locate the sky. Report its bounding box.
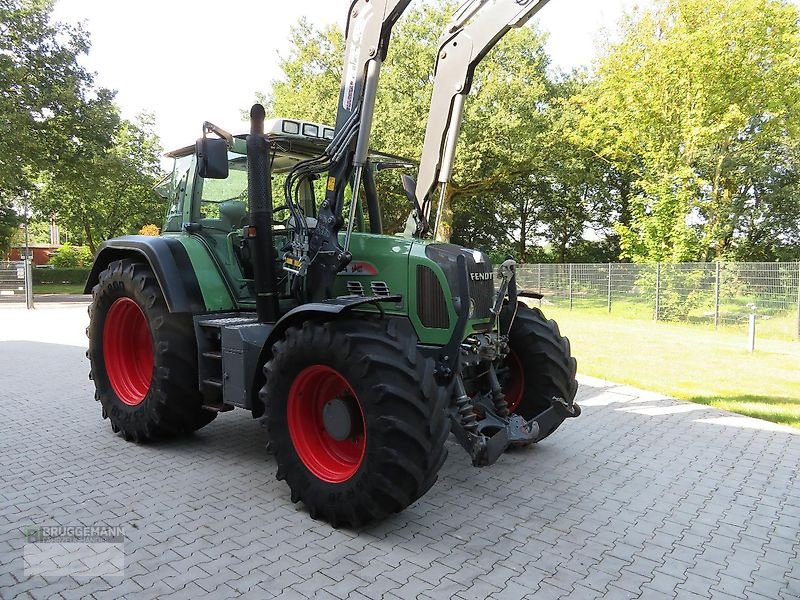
[48,0,663,154]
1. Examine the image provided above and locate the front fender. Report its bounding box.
[249,294,402,417]
[264,294,403,349]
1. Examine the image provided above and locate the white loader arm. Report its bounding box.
[413,0,551,237]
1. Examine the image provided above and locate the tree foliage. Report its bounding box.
[0,205,21,255]
[1,1,163,254]
[571,0,800,262]
[34,114,164,253]
[0,0,118,201]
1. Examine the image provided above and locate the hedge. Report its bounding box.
[33,268,91,285]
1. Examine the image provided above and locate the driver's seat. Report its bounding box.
[199,200,247,231]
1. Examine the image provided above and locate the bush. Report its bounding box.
[48,244,93,268]
[32,268,91,285]
[636,264,709,321]
[138,224,160,236]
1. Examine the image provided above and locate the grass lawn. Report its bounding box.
[537,303,800,428]
[33,283,87,295]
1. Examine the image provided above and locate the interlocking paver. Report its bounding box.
[1,304,799,600]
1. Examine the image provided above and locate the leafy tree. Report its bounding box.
[138,224,160,236]
[571,0,800,262]
[33,114,164,253]
[0,205,21,256]
[49,244,91,268]
[0,0,118,204]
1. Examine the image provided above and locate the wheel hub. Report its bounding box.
[322,397,355,441]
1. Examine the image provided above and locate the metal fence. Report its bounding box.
[0,260,32,306]
[517,262,800,341]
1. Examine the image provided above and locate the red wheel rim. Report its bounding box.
[103,297,153,406]
[287,365,366,483]
[503,351,525,414]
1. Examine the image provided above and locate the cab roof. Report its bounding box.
[164,117,415,167]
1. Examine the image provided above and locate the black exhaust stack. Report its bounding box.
[247,104,279,323]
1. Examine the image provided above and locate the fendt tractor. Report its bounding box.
[84,0,579,526]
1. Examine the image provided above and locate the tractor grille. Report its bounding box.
[416,265,450,329]
[425,244,494,321]
[470,278,494,318]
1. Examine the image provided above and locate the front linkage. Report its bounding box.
[433,256,581,467]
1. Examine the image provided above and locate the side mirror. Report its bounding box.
[196,137,229,179]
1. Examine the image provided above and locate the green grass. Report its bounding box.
[33,283,86,295]
[546,295,800,341]
[537,303,800,428]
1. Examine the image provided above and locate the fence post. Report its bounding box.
[714,261,721,330]
[796,262,800,341]
[537,263,542,294]
[537,263,542,308]
[568,264,573,311]
[654,263,661,321]
[747,304,757,353]
[607,262,612,313]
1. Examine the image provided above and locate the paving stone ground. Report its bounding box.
[1,304,798,599]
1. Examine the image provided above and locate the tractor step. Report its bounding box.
[193,313,271,413]
[201,402,234,413]
[197,315,259,329]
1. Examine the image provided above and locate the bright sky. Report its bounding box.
[44,0,706,154]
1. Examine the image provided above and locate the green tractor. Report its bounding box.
[84,0,578,526]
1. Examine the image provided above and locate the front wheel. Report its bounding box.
[498,303,578,440]
[261,318,449,527]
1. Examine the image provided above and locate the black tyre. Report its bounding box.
[87,259,216,441]
[499,303,578,439]
[261,318,449,527]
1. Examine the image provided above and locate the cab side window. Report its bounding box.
[163,156,193,232]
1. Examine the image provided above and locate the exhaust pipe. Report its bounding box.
[247,104,279,323]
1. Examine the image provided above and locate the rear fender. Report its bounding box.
[84,236,207,313]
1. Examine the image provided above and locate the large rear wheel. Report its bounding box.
[261,318,449,527]
[87,259,216,441]
[498,303,578,440]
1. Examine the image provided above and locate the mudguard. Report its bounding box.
[83,236,206,313]
[264,294,402,349]
[247,294,403,416]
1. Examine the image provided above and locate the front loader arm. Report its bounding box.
[413,0,551,237]
[302,0,412,301]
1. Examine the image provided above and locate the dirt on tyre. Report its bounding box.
[87,258,215,441]
[261,318,449,527]
[498,302,578,440]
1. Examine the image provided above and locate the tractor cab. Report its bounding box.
[155,118,416,306]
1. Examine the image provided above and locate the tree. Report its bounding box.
[33,113,164,253]
[570,0,800,262]
[0,205,21,256]
[0,0,118,203]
